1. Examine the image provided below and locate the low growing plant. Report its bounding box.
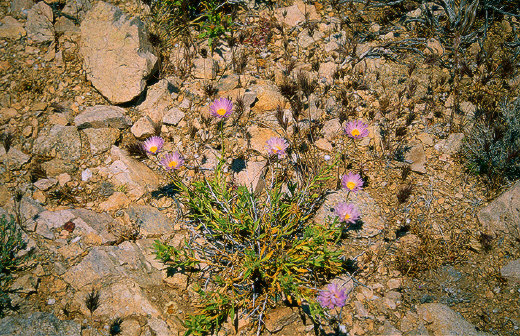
[154,159,350,334]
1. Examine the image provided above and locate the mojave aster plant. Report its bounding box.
[317,283,348,310]
[266,136,289,158]
[209,97,233,118]
[344,120,369,139]
[341,172,364,192]
[334,202,360,224]
[161,152,185,170]
[142,136,164,155]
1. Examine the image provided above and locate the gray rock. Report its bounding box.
[25,2,54,43]
[34,178,57,191]
[0,16,26,39]
[137,78,179,123]
[83,127,120,155]
[434,133,464,155]
[478,180,520,239]
[500,259,520,283]
[313,189,385,238]
[33,125,82,162]
[405,140,426,174]
[62,0,93,22]
[322,118,343,140]
[74,105,131,129]
[235,160,266,194]
[381,320,402,336]
[1,147,30,170]
[41,159,78,177]
[108,146,160,198]
[193,57,218,80]
[10,274,39,294]
[131,116,156,139]
[62,239,163,290]
[80,2,158,104]
[162,107,185,126]
[416,303,491,336]
[35,208,116,244]
[0,312,81,336]
[9,0,35,18]
[215,74,240,92]
[125,204,175,237]
[318,62,337,85]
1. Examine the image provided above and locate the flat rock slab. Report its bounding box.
[314,189,385,238]
[74,105,131,129]
[80,1,157,104]
[500,259,520,283]
[62,240,162,290]
[478,180,520,239]
[0,312,80,336]
[35,208,116,244]
[125,204,176,237]
[25,2,54,43]
[416,303,491,336]
[32,125,82,162]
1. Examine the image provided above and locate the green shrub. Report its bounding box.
[154,160,348,335]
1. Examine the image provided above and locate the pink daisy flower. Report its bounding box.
[142,136,164,155]
[161,152,184,170]
[344,120,369,139]
[341,172,364,192]
[209,98,233,118]
[266,137,289,158]
[317,283,348,309]
[334,202,360,224]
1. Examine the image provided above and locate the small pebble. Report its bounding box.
[47,298,56,305]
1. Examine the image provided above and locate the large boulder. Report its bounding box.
[0,312,80,336]
[25,2,54,43]
[478,180,520,239]
[80,2,158,104]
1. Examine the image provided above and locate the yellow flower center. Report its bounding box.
[217,108,227,116]
[351,128,360,137]
[346,181,356,190]
[344,213,351,221]
[273,145,282,153]
[149,146,158,153]
[168,160,178,168]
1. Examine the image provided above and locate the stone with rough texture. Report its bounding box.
[80,2,158,104]
[62,0,93,21]
[478,180,520,238]
[35,208,116,244]
[137,78,179,123]
[314,189,385,238]
[131,116,156,139]
[500,259,520,283]
[0,16,26,39]
[83,127,120,155]
[1,147,30,170]
[322,118,342,140]
[108,146,160,198]
[162,107,185,126]
[0,312,81,336]
[248,125,278,155]
[275,1,319,27]
[74,105,131,129]
[416,303,491,336]
[406,140,426,174]
[124,204,175,237]
[25,2,54,43]
[33,125,82,162]
[99,192,130,212]
[236,160,266,194]
[250,83,286,113]
[434,133,464,155]
[9,0,35,18]
[193,57,218,80]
